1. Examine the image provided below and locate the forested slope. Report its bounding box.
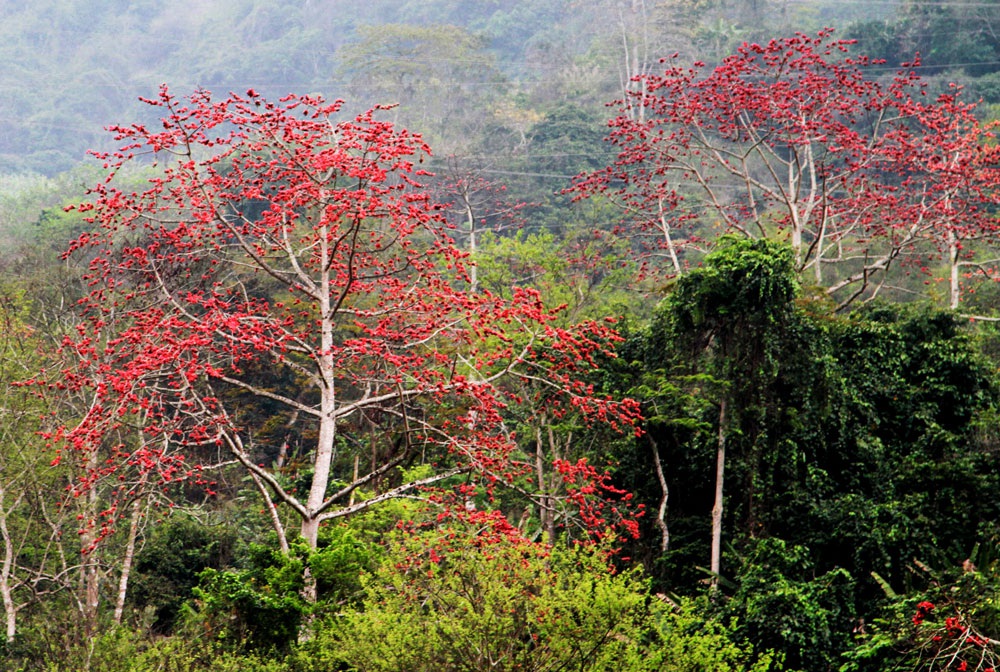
[3,2,1000,671]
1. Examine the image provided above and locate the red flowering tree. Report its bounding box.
[53,88,641,554]
[905,600,1000,672]
[898,91,1000,309]
[574,29,1000,308]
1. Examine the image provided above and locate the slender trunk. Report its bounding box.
[534,424,549,543]
[0,486,20,642]
[464,196,478,294]
[304,381,335,549]
[814,214,826,285]
[300,219,339,635]
[113,496,144,624]
[710,399,727,588]
[649,436,669,552]
[82,542,100,635]
[304,221,336,551]
[948,228,961,310]
[81,560,100,635]
[81,450,101,636]
[348,455,359,507]
[249,470,290,554]
[659,198,682,276]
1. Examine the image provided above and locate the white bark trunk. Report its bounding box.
[659,198,682,276]
[948,228,961,310]
[650,437,669,552]
[465,197,478,294]
[113,496,143,624]
[0,486,19,642]
[303,221,337,551]
[710,400,726,588]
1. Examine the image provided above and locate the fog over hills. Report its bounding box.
[0,0,911,175]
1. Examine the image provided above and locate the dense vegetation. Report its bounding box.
[3,1,1000,671]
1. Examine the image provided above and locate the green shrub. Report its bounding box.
[296,521,778,672]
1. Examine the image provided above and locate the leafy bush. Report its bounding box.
[297,519,778,672]
[181,543,307,654]
[845,550,1000,672]
[129,515,237,632]
[14,626,292,672]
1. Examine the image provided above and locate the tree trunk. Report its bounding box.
[649,436,670,552]
[113,496,144,624]
[464,193,478,294]
[948,227,961,309]
[81,451,101,636]
[710,399,727,588]
[0,486,20,642]
[658,198,682,276]
[303,220,336,552]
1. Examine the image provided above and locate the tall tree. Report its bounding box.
[647,237,799,586]
[53,88,641,559]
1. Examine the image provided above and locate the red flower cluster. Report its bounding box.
[913,600,935,626]
[910,599,999,671]
[946,616,968,637]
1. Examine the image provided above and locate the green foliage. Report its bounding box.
[639,241,1000,581]
[614,237,1000,669]
[183,544,307,653]
[176,524,377,654]
[641,236,807,552]
[476,229,636,321]
[7,549,778,672]
[646,236,801,459]
[298,524,778,672]
[844,556,1000,672]
[646,599,780,672]
[308,525,378,604]
[724,538,855,672]
[807,305,1000,590]
[315,533,649,671]
[129,515,237,632]
[661,236,799,343]
[23,626,294,672]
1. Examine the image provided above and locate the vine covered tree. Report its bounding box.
[647,237,799,585]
